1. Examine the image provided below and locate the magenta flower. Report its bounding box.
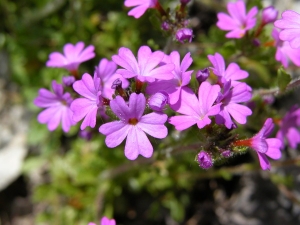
[175,28,193,43]
[234,118,282,170]
[34,81,76,132]
[146,51,193,108]
[46,42,95,72]
[276,105,300,149]
[208,52,249,87]
[95,58,129,99]
[88,216,116,225]
[169,81,221,131]
[99,93,168,160]
[70,73,103,130]
[272,28,300,68]
[124,0,158,19]
[217,0,258,38]
[216,81,252,129]
[112,46,174,83]
[274,10,300,49]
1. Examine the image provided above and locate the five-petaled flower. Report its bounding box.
[216,81,252,129]
[169,81,221,130]
[146,51,193,109]
[46,42,95,73]
[216,0,258,38]
[112,45,174,83]
[233,118,282,170]
[208,52,249,88]
[34,81,76,132]
[274,10,300,49]
[99,93,168,160]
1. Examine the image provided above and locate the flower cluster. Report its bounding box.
[35,0,300,172]
[216,0,258,39]
[35,42,258,166]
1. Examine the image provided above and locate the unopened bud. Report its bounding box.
[62,76,75,86]
[175,28,193,43]
[180,0,191,4]
[148,91,168,111]
[252,38,261,47]
[111,78,122,89]
[197,151,213,169]
[221,150,231,158]
[161,21,170,31]
[79,130,92,141]
[196,68,209,84]
[262,6,278,24]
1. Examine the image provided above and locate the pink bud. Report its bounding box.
[197,151,213,169]
[62,76,75,86]
[148,91,168,111]
[262,6,278,24]
[175,28,193,43]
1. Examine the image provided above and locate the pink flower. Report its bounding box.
[216,0,258,38]
[70,73,103,130]
[169,81,221,131]
[272,28,300,68]
[216,81,252,129]
[112,46,174,83]
[234,118,282,170]
[146,51,193,109]
[99,93,168,160]
[274,10,300,49]
[276,105,300,149]
[34,81,76,132]
[88,216,116,225]
[46,42,95,72]
[124,0,158,19]
[208,52,249,87]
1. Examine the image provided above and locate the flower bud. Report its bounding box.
[62,76,75,86]
[252,38,261,47]
[148,91,168,111]
[262,95,275,105]
[262,6,278,24]
[175,28,193,43]
[221,150,231,158]
[111,78,122,89]
[196,68,209,84]
[79,130,92,141]
[197,151,213,169]
[180,0,191,4]
[161,21,170,31]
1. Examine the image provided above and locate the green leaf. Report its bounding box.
[277,67,291,93]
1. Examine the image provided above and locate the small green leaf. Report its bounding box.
[277,67,292,92]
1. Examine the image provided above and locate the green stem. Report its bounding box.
[253,78,300,97]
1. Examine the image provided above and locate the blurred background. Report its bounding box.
[1,0,300,224]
